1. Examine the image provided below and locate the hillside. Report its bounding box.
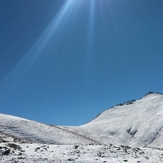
[1,92,163,148]
[0,113,98,145]
[0,92,163,162]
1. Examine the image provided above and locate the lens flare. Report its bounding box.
[0,0,76,93]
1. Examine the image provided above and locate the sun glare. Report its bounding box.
[3,1,74,70]
[0,0,76,91]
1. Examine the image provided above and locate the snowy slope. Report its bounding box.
[1,92,163,162]
[0,114,98,145]
[0,92,163,148]
[70,92,163,148]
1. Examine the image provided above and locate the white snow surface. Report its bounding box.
[0,132,163,162]
[0,92,163,162]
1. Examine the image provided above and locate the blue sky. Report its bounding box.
[0,0,163,126]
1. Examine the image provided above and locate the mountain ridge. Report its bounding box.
[1,92,163,162]
[90,91,163,124]
[0,92,163,148]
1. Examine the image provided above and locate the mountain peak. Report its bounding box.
[115,92,163,107]
[141,91,163,99]
[144,91,163,96]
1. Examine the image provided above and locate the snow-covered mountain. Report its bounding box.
[67,92,163,148]
[1,92,163,147]
[0,92,163,162]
